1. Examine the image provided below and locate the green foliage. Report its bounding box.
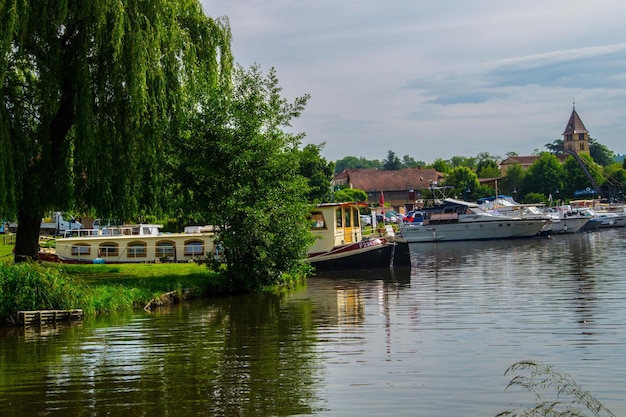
[0,263,84,322]
[431,158,451,173]
[501,163,525,196]
[402,154,426,168]
[2,0,233,259]
[172,64,314,290]
[450,155,477,169]
[522,153,565,200]
[497,360,615,417]
[382,150,402,170]
[522,192,548,204]
[297,143,335,202]
[334,156,381,173]
[334,188,368,202]
[563,154,603,197]
[444,166,480,197]
[477,159,501,178]
[0,261,228,322]
[589,138,614,166]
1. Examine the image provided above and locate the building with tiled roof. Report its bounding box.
[333,167,444,212]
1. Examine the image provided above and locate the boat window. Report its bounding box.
[99,242,119,257]
[157,241,175,257]
[336,208,342,228]
[184,240,204,256]
[310,212,326,229]
[128,242,147,258]
[71,244,90,255]
[345,207,351,227]
[353,207,360,226]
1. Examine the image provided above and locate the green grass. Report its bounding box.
[0,236,15,260]
[0,237,231,323]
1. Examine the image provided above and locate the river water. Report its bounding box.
[1,229,626,416]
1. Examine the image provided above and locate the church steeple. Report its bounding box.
[562,103,589,154]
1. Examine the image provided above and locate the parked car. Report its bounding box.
[404,210,425,223]
[375,212,400,224]
[360,214,372,226]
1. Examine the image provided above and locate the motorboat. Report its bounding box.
[478,196,588,234]
[307,202,410,270]
[569,200,626,230]
[398,198,547,243]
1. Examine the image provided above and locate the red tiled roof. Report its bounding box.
[334,168,443,192]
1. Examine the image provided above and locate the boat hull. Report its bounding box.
[399,219,546,243]
[308,238,410,270]
[540,216,589,234]
[585,213,626,229]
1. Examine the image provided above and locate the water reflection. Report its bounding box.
[0,294,323,417]
[2,230,626,416]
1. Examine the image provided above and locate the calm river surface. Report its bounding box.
[2,228,626,416]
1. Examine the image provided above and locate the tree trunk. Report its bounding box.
[14,211,42,262]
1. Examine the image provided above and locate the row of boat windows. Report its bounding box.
[70,240,206,257]
[311,207,361,230]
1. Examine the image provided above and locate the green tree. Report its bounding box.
[298,143,334,203]
[546,137,614,166]
[500,163,525,197]
[450,155,477,169]
[443,166,480,199]
[430,158,450,173]
[401,155,426,169]
[172,64,314,290]
[477,160,500,178]
[1,0,232,261]
[334,156,381,173]
[545,138,563,153]
[382,150,402,170]
[334,188,367,203]
[589,137,614,166]
[522,153,565,200]
[563,153,603,198]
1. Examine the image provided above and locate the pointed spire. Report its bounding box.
[563,104,588,135]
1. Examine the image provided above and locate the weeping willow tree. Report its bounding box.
[0,0,232,261]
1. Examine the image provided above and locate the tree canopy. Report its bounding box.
[1,0,233,260]
[170,64,315,289]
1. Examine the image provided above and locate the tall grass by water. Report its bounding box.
[1,237,228,324]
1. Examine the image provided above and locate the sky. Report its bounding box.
[199,0,626,164]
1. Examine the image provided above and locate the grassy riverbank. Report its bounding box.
[0,238,230,324]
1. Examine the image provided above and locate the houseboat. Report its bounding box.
[39,224,217,264]
[307,202,410,270]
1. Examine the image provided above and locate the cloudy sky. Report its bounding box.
[200,0,626,164]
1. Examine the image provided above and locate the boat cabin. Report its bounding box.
[308,202,365,254]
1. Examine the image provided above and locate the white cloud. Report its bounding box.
[201,0,626,162]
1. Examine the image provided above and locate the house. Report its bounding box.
[333,167,444,212]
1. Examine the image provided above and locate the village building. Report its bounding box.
[333,167,444,213]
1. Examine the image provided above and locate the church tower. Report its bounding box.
[562,103,589,154]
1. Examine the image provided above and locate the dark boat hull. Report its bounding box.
[308,238,411,271]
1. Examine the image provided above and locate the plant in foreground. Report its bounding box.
[497,360,615,417]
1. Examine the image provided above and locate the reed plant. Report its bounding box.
[497,360,615,417]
